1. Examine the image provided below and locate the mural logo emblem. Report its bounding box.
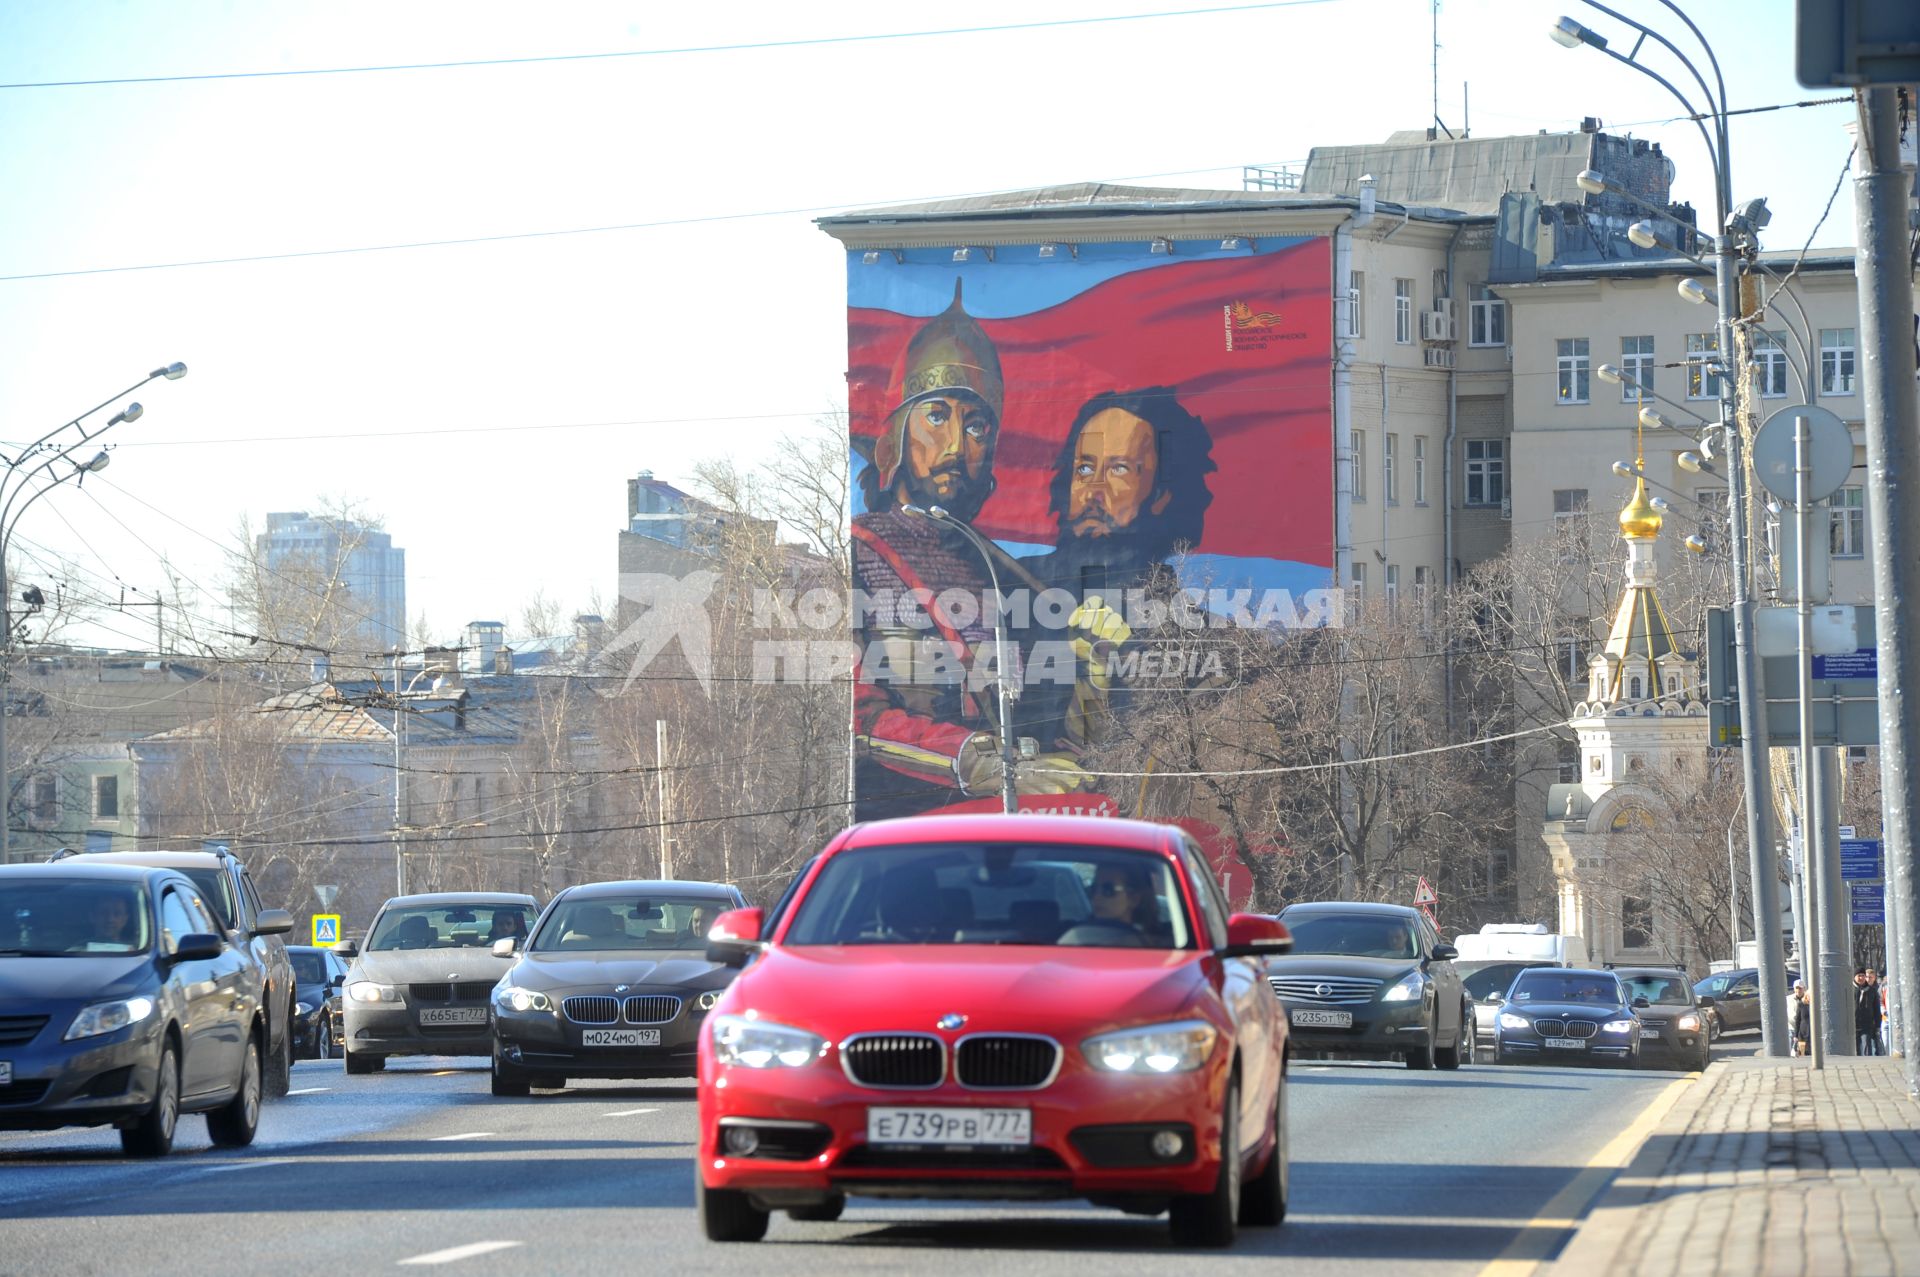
[1223,299,1304,352]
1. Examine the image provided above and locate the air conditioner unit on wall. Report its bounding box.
[1420,310,1455,342]
[1423,346,1456,368]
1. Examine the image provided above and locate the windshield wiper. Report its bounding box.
[0,948,69,957]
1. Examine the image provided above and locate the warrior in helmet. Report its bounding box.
[850,281,1093,814]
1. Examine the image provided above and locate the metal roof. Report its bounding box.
[1300,130,1602,216]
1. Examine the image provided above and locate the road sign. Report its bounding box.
[1413,877,1436,905]
[1796,0,1920,87]
[1812,649,1878,681]
[312,914,341,946]
[1841,839,1883,881]
[1707,605,1882,747]
[1852,910,1887,926]
[1753,405,1855,507]
[1850,882,1885,908]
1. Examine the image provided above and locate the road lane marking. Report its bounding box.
[398,1241,523,1266]
[1474,1072,1697,1277]
[604,1107,659,1117]
[429,1131,495,1142]
[285,1087,331,1095]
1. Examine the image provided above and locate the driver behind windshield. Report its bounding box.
[1090,862,1154,930]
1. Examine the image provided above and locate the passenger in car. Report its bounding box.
[1090,863,1154,932]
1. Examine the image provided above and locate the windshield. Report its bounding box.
[289,951,331,987]
[1282,913,1420,960]
[531,896,736,952]
[1620,974,1689,1005]
[367,903,532,951]
[1510,972,1623,1005]
[1460,961,1548,1000]
[1,879,151,956]
[781,844,1193,949]
[1695,973,1737,996]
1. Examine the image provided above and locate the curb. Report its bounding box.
[1546,1062,1724,1275]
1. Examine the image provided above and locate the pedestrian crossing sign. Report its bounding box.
[312,914,341,946]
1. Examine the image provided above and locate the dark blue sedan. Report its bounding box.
[1493,967,1645,1067]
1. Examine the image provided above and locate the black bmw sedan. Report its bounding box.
[490,880,745,1097]
[1493,967,1645,1066]
[0,863,265,1155]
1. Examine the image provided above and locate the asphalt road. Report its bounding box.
[0,1047,1728,1275]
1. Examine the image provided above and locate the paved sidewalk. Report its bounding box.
[1552,1054,1920,1276]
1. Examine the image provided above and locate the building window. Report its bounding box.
[1352,430,1367,502]
[1384,433,1399,504]
[1468,285,1506,347]
[1414,435,1428,505]
[1413,564,1432,617]
[1464,439,1506,507]
[1820,327,1856,395]
[1349,271,1365,339]
[1385,564,1400,610]
[1553,488,1590,523]
[1754,332,1789,398]
[1686,333,1724,399]
[1394,278,1414,345]
[1556,338,1590,404]
[1350,562,1367,616]
[1622,895,1653,950]
[1558,630,1589,680]
[92,775,119,821]
[1620,335,1654,400]
[1830,485,1865,558]
[1558,740,1580,784]
[30,775,56,823]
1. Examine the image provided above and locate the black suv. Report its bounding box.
[1264,901,1473,1069]
[1617,966,1712,1070]
[53,848,297,1097]
[0,863,266,1155]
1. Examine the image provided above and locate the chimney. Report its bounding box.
[494,646,514,677]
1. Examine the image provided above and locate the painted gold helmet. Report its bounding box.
[870,280,1005,491]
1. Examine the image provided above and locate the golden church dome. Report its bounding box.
[1619,476,1663,541]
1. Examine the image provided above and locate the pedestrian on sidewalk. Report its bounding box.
[1791,979,1812,1056]
[1855,967,1886,1056]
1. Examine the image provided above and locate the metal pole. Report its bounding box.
[393,653,407,897]
[1718,184,1788,1058]
[656,718,671,877]
[1726,794,1745,956]
[1852,87,1920,1094]
[1794,422,1825,1068]
[1815,745,1850,1056]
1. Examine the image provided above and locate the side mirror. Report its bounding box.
[1219,913,1293,960]
[331,940,359,958]
[1697,995,1715,1008]
[491,937,518,959]
[329,974,344,989]
[1486,993,1506,1005]
[170,933,223,962]
[706,907,766,968]
[1632,996,1651,1009]
[1430,943,1459,961]
[255,909,295,937]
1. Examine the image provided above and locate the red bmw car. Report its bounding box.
[695,813,1294,1248]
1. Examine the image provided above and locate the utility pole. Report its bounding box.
[1851,86,1920,1096]
[655,718,672,878]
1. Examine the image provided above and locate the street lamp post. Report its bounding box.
[901,503,1019,814]
[0,362,186,865]
[1552,6,1790,1055]
[391,657,447,895]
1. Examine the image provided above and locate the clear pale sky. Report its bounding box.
[0,0,1852,656]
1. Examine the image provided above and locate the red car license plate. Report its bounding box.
[866,1106,1031,1147]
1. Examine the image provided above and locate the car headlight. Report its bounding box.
[696,990,723,1011]
[1676,1013,1702,1032]
[493,985,551,1013]
[346,980,399,1003]
[1082,1019,1218,1073]
[711,1014,825,1068]
[65,996,156,1041]
[1381,971,1427,1003]
[1497,1012,1532,1031]
[1601,1018,1639,1034]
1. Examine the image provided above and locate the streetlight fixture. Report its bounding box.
[901,503,1019,814]
[0,361,186,865]
[1552,6,1790,1055]
[1678,278,1716,306]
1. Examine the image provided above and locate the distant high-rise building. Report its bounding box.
[255,511,406,657]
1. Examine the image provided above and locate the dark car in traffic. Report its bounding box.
[1459,960,1556,1054]
[1264,902,1472,1069]
[1691,967,1794,1037]
[54,847,298,1097]
[490,880,746,1096]
[1493,967,1644,1066]
[286,945,350,1059]
[0,863,266,1155]
[335,892,537,1073]
[1616,967,1712,1070]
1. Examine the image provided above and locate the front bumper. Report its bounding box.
[699,1056,1230,1209]
[1496,1027,1639,1062]
[0,1019,164,1131]
[1278,998,1431,1061]
[343,1002,492,1057]
[494,1005,705,1079]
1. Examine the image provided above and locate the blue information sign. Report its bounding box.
[1841,838,1884,881]
[1812,649,1878,681]
[1850,882,1885,907]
